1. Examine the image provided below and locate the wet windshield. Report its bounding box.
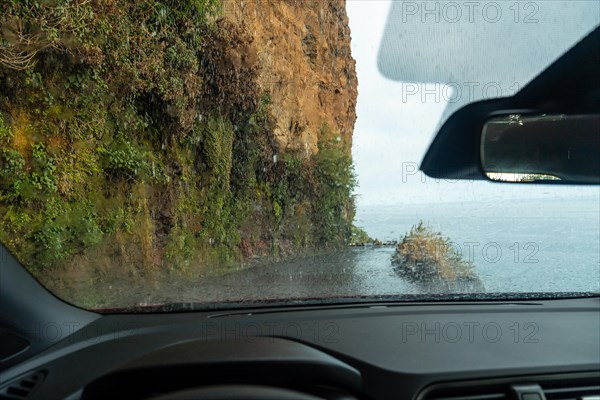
[0,1,598,310]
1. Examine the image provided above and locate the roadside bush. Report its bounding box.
[392,221,475,281]
[312,127,357,247]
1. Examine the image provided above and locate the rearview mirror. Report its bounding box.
[419,26,600,184]
[481,114,600,184]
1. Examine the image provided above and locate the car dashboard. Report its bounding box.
[1,297,599,400]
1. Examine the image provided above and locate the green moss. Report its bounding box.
[164,225,197,272]
[273,200,283,222]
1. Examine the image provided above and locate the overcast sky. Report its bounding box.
[346,1,600,206]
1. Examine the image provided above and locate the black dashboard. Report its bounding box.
[1,297,599,399]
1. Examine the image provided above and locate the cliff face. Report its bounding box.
[222,0,357,154]
[0,0,358,307]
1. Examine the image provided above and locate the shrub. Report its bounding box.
[312,129,357,247]
[97,139,148,182]
[392,221,474,281]
[350,226,372,246]
[0,112,12,142]
[30,143,58,193]
[0,149,26,202]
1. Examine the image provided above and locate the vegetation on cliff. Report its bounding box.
[392,222,484,292]
[0,0,357,304]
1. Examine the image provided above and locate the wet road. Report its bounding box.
[103,242,598,309]
[150,247,483,305]
[106,197,599,308]
[181,247,410,303]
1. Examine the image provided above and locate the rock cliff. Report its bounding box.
[222,0,357,154]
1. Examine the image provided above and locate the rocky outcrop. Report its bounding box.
[222,0,357,154]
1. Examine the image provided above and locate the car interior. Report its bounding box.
[0,7,599,400]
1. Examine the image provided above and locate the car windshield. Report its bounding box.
[0,1,598,311]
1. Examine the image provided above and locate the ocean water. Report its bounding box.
[355,197,600,293]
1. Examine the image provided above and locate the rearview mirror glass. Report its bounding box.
[481,114,600,184]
